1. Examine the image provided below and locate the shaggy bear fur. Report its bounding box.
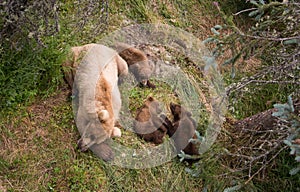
[94,76,121,138]
[63,43,128,89]
[134,97,173,144]
[74,44,128,161]
[63,43,97,89]
[168,103,199,155]
[115,42,156,88]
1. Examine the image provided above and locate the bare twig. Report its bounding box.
[226,60,299,95]
[250,80,300,85]
[233,8,258,16]
[245,145,288,185]
[241,34,300,42]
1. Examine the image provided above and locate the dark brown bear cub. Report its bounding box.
[134,97,173,144]
[115,42,156,88]
[168,103,199,155]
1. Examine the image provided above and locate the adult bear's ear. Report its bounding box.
[116,54,128,76]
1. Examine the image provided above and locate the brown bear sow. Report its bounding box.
[74,44,128,161]
[115,42,156,88]
[168,103,199,155]
[134,97,173,144]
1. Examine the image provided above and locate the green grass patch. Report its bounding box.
[103,160,202,192]
[0,38,68,111]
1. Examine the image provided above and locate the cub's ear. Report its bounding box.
[147,96,154,102]
[186,110,192,117]
[98,110,110,121]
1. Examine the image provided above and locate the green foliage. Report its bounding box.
[203,1,300,119]
[0,38,67,110]
[199,1,300,191]
[228,82,294,118]
[0,0,183,112]
[254,149,300,191]
[273,96,300,175]
[223,184,242,192]
[0,0,60,48]
[60,0,109,43]
[0,0,110,111]
[111,0,153,23]
[206,0,300,77]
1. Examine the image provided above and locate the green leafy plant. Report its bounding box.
[196,1,300,191]
[0,0,109,111]
[273,96,300,175]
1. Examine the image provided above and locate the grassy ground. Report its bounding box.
[1,0,299,191]
[0,85,203,191]
[0,0,216,191]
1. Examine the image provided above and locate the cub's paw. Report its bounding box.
[146,80,156,89]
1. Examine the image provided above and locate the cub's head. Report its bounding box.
[145,96,162,115]
[170,103,192,122]
[134,60,155,85]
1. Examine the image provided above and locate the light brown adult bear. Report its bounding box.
[134,97,173,144]
[115,42,156,88]
[73,44,128,161]
[168,103,199,155]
